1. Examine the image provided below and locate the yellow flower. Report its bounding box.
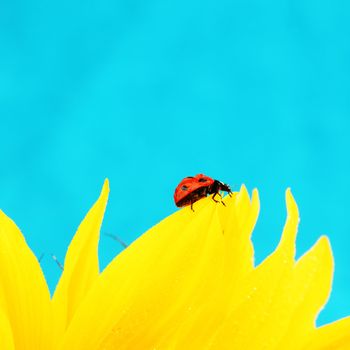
[0,179,350,349]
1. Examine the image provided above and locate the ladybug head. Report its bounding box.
[212,180,232,194]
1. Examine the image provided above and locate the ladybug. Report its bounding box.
[174,174,232,211]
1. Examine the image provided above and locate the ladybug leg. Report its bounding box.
[211,193,220,203]
[212,193,226,206]
[216,192,227,207]
[190,202,195,212]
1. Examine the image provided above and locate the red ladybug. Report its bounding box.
[174,174,232,211]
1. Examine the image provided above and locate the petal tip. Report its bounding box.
[238,184,249,200]
[103,178,110,192]
[251,188,260,210]
[252,188,259,199]
[100,179,110,202]
[239,184,248,192]
[285,188,299,220]
[317,235,333,258]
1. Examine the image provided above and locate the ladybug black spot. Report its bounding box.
[198,178,207,182]
[181,185,189,191]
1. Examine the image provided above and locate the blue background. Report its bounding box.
[1,0,349,326]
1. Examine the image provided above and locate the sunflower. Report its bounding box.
[0,180,349,349]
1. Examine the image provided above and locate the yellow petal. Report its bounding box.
[0,210,52,350]
[51,185,344,350]
[209,191,333,350]
[162,188,261,349]
[277,236,333,349]
[223,186,259,279]
[58,195,220,349]
[57,188,260,349]
[52,179,109,343]
[277,188,299,258]
[306,317,350,349]
[207,189,298,348]
[0,178,347,349]
[0,309,15,350]
[151,189,260,349]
